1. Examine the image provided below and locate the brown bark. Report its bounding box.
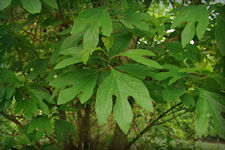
[77,104,92,150]
[109,124,129,150]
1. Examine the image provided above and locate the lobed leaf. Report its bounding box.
[96,69,153,133]
[172,5,209,48]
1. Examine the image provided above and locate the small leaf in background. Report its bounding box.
[180,93,195,106]
[154,64,186,85]
[80,47,102,64]
[121,9,152,31]
[162,84,186,101]
[0,0,12,11]
[116,64,156,80]
[96,69,153,133]
[118,49,162,69]
[109,33,132,56]
[0,69,19,84]
[24,59,48,80]
[72,7,112,49]
[42,0,58,9]
[54,120,76,143]
[27,117,52,140]
[171,5,209,48]
[195,89,225,139]
[165,42,200,63]
[102,36,114,52]
[14,98,37,119]
[144,80,166,103]
[215,6,225,55]
[21,0,42,14]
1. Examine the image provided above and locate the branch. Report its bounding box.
[125,102,182,150]
[0,112,23,129]
[169,0,175,9]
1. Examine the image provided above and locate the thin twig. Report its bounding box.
[124,102,182,150]
[0,112,23,129]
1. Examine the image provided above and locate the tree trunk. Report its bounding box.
[77,104,91,150]
[109,124,129,150]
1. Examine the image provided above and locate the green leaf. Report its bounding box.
[162,84,186,101]
[0,69,19,84]
[118,49,162,69]
[109,33,132,56]
[50,70,98,105]
[180,93,195,106]
[195,89,225,139]
[14,99,38,119]
[144,80,166,103]
[42,0,58,9]
[24,59,48,80]
[207,73,225,89]
[60,34,83,50]
[215,6,225,55]
[54,57,82,69]
[59,47,83,56]
[0,86,5,102]
[54,120,76,143]
[171,5,209,48]
[5,85,15,100]
[15,86,51,116]
[96,69,153,133]
[154,64,186,85]
[181,21,195,49]
[121,9,151,31]
[27,117,52,140]
[0,0,12,11]
[102,36,114,52]
[72,7,112,49]
[116,64,156,80]
[80,47,102,64]
[195,90,209,138]
[21,0,42,14]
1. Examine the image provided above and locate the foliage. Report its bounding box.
[0,0,225,149]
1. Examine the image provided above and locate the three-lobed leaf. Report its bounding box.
[172,5,209,48]
[96,69,153,133]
